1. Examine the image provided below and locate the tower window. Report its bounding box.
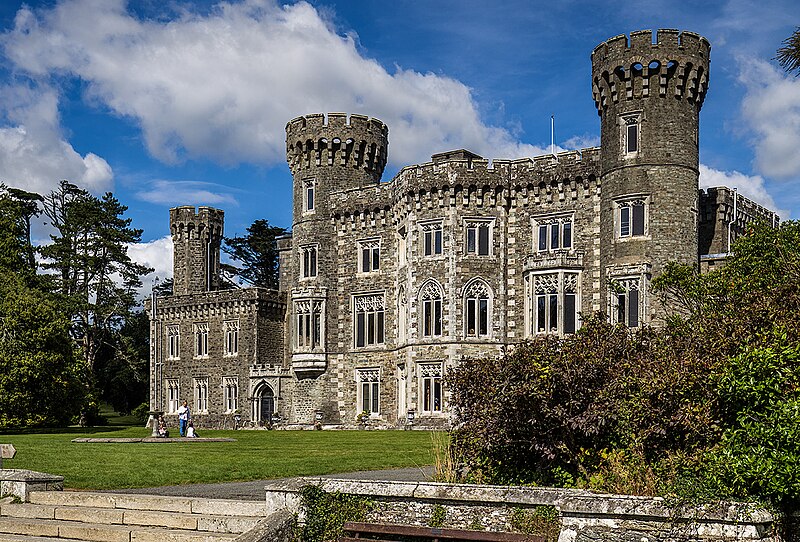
[358,238,380,273]
[194,323,209,358]
[527,272,580,337]
[617,198,647,238]
[464,280,491,338]
[304,180,315,212]
[535,214,574,252]
[421,221,443,256]
[354,293,385,348]
[420,282,443,337]
[295,299,323,350]
[622,114,641,156]
[301,244,318,278]
[612,277,642,328]
[465,218,493,256]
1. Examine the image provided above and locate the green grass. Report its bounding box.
[0,427,436,490]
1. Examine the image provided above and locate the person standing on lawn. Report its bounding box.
[177,400,190,437]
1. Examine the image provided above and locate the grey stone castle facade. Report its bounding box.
[148,29,777,429]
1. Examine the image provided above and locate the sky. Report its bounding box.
[0,0,798,292]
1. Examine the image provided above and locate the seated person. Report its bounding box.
[186,421,199,438]
[157,416,169,438]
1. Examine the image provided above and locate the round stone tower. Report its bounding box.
[592,29,709,324]
[170,206,224,295]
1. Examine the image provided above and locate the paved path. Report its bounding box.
[100,466,434,501]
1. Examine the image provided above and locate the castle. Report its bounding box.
[147,29,777,429]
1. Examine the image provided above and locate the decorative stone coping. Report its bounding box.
[264,478,777,541]
[0,469,64,502]
[71,437,236,443]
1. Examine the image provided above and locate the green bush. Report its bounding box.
[298,485,374,542]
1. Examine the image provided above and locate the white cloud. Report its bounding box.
[737,57,800,180]
[136,180,238,206]
[0,84,113,195]
[2,0,546,172]
[126,235,173,298]
[699,163,787,217]
[561,134,600,151]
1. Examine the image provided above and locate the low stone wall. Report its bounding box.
[0,469,64,502]
[264,478,778,542]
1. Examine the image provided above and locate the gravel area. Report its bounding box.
[100,466,434,500]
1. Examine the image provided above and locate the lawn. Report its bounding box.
[0,426,437,490]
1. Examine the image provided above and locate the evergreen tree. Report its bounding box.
[222,219,287,289]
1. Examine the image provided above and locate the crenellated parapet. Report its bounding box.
[170,206,224,242]
[592,29,710,113]
[285,113,388,186]
[170,206,225,295]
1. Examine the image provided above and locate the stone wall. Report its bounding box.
[264,478,779,542]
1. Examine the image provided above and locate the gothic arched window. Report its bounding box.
[420,281,443,337]
[464,279,491,338]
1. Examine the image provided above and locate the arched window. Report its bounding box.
[464,279,491,338]
[420,281,443,337]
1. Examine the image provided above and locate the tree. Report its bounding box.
[777,26,800,75]
[95,310,150,415]
[40,181,153,389]
[222,219,287,289]
[0,184,43,273]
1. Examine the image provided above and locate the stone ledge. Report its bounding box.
[0,469,64,502]
[71,438,236,443]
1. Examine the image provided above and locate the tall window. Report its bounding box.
[419,363,443,413]
[618,199,647,238]
[465,219,492,256]
[421,221,443,256]
[398,228,408,267]
[420,282,443,337]
[528,272,580,336]
[623,114,640,155]
[167,325,180,359]
[612,277,641,328]
[536,215,573,252]
[224,377,238,413]
[304,180,315,212]
[194,377,208,413]
[358,239,380,273]
[194,323,209,358]
[357,368,380,414]
[397,286,408,344]
[167,379,180,414]
[464,280,491,338]
[354,294,385,347]
[295,299,323,350]
[301,245,318,278]
[224,320,239,357]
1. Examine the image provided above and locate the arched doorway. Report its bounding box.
[254,383,275,425]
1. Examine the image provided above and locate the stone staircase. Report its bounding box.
[0,491,269,541]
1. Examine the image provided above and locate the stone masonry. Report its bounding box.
[148,29,778,429]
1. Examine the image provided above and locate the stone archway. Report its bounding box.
[254,383,275,425]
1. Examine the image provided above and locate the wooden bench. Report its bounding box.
[339,521,545,542]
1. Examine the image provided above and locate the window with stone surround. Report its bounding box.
[357,368,380,415]
[167,325,180,360]
[194,323,209,358]
[224,320,239,357]
[224,376,238,413]
[397,286,408,344]
[397,227,408,267]
[464,218,493,256]
[616,196,648,239]
[300,244,318,278]
[464,279,491,338]
[304,179,315,213]
[526,271,580,336]
[167,379,180,414]
[295,299,323,350]
[194,377,208,414]
[420,281,443,337]
[622,113,641,156]
[421,220,443,256]
[611,277,642,328]
[358,238,380,273]
[354,293,385,348]
[419,362,443,414]
[534,213,573,252]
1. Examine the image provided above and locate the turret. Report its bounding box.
[170,206,224,295]
[592,30,710,326]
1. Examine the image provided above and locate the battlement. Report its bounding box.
[285,113,388,184]
[591,29,710,112]
[169,206,224,241]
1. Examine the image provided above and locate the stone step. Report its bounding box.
[28,491,268,517]
[0,534,65,542]
[0,503,260,534]
[0,516,238,542]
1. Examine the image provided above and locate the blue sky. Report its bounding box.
[0,0,798,287]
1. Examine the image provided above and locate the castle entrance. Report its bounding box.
[255,384,275,425]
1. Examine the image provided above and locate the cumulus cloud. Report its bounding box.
[699,163,787,217]
[0,84,113,194]
[737,57,800,180]
[561,134,600,151]
[126,235,173,298]
[136,180,238,206]
[2,0,545,171]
